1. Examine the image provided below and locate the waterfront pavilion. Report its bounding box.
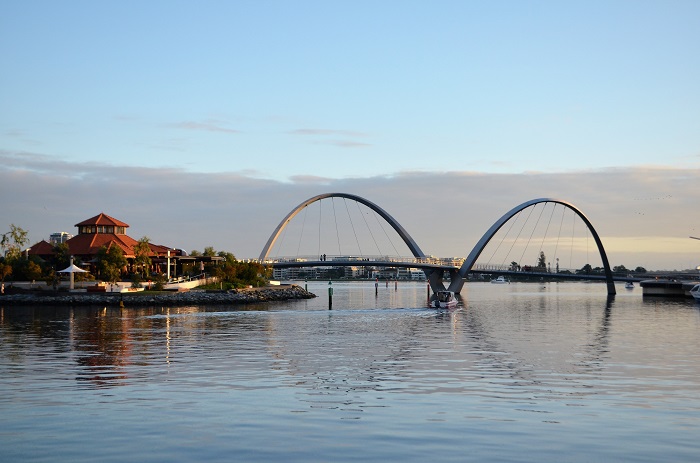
[28,213,185,277]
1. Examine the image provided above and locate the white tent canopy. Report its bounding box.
[57,263,88,273]
[58,258,88,290]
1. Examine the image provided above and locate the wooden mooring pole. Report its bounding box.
[328,280,333,309]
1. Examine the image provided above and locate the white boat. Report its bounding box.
[491,276,509,284]
[690,284,700,301]
[625,282,634,289]
[431,291,457,309]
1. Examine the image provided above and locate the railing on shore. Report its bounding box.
[166,273,208,284]
[164,273,218,290]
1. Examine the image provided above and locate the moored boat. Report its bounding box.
[431,290,457,309]
[690,284,700,301]
[625,282,634,289]
[491,276,509,284]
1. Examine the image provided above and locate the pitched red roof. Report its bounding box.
[75,213,129,228]
[28,240,55,256]
[66,233,139,258]
[148,242,173,257]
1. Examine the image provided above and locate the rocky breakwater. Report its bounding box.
[0,285,317,307]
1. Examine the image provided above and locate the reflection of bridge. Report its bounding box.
[260,193,618,296]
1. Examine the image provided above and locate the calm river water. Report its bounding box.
[2,281,700,462]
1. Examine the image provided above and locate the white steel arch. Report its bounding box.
[259,193,426,261]
[447,198,616,295]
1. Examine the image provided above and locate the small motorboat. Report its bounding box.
[690,284,700,301]
[625,282,634,289]
[431,290,457,309]
[491,276,509,284]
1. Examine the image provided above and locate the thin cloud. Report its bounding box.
[312,140,371,148]
[167,121,240,134]
[289,129,369,138]
[288,174,334,184]
[290,129,372,148]
[149,137,190,152]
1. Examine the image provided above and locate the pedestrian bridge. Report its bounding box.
[259,193,618,295]
[271,256,456,271]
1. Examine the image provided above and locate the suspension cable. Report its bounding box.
[496,210,523,268]
[569,211,575,270]
[517,203,539,267]
[273,213,291,260]
[372,209,401,257]
[343,198,363,256]
[485,208,520,266]
[318,199,322,260]
[296,204,309,258]
[538,202,556,266]
[356,201,382,255]
[332,197,341,256]
[523,202,547,267]
[553,204,565,269]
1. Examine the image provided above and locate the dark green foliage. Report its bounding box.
[96,245,127,284]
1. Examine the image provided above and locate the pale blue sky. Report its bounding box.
[2,0,699,180]
[2,1,700,268]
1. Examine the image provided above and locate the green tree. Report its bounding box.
[613,265,628,273]
[577,264,593,275]
[52,242,71,270]
[0,263,11,284]
[217,251,236,262]
[203,246,216,257]
[203,249,270,289]
[1,224,29,262]
[24,260,43,282]
[133,236,152,277]
[96,245,127,284]
[634,266,647,273]
[536,251,547,270]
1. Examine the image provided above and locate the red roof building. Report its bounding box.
[27,240,55,257]
[29,213,180,274]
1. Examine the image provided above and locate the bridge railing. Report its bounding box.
[471,263,594,274]
[259,255,452,266]
[470,263,646,278]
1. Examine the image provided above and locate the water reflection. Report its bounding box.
[0,287,684,396]
[2,283,700,462]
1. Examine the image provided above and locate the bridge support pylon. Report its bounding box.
[426,268,462,295]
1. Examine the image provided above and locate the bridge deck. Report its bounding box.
[268,260,455,270]
[475,269,645,283]
[267,260,647,282]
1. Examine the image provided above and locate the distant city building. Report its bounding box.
[49,232,73,244]
[397,267,426,280]
[439,257,465,267]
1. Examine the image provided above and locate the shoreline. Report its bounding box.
[0,284,317,307]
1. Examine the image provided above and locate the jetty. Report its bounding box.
[640,279,700,298]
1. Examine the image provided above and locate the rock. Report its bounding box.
[0,285,317,307]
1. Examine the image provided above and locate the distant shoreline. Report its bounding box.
[0,285,317,307]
